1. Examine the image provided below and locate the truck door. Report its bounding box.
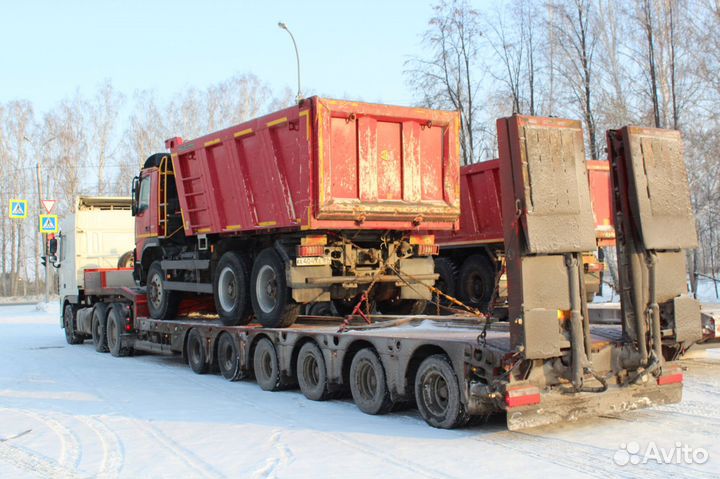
[135,171,159,251]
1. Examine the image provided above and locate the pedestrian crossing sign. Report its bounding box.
[9,199,27,219]
[39,214,58,234]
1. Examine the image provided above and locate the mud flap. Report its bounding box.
[506,383,682,431]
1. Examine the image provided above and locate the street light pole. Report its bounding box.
[278,22,303,103]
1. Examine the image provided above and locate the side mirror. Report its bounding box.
[131,176,139,216]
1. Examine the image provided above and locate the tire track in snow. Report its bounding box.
[475,431,715,479]
[156,361,455,479]
[74,415,124,479]
[10,409,82,470]
[0,441,82,479]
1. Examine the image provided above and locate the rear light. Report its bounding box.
[410,235,438,256]
[298,245,324,257]
[417,244,439,256]
[505,385,541,408]
[301,235,327,246]
[657,372,683,385]
[409,234,434,245]
[125,323,133,332]
[585,262,604,273]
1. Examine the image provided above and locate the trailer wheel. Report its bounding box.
[117,251,135,268]
[297,342,330,401]
[377,297,427,316]
[253,338,281,391]
[214,252,253,326]
[217,332,243,381]
[350,348,393,415]
[186,329,209,374]
[147,261,181,320]
[457,254,496,312]
[250,248,300,328]
[106,305,131,357]
[91,303,109,353]
[415,354,469,429]
[63,304,84,345]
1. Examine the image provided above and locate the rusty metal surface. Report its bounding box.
[506,382,682,431]
[622,126,697,250]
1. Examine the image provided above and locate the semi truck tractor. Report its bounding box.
[433,159,614,313]
[58,110,703,430]
[132,97,460,327]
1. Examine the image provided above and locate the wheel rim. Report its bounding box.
[149,272,164,310]
[256,264,278,313]
[302,354,320,388]
[421,369,450,417]
[221,340,235,371]
[218,266,238,312]
[260,349,274,379]
[356,359,378,400]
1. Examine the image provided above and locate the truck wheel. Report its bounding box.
[457,254,496,312]
[429,257,458,314]
[91,303,109,353]
[306,301,334,316]
[350,348,393,415]
[297,342,330,401]
[377,297,427,316]
[415,354,469,429]
[250,248,300,328]
[147,261,181,320]
[63,304,84,345]
[253,338,281,391]
[214,252,253,326]
[186,329,208,374]
[217,332,243,381]
[106,305,131,357]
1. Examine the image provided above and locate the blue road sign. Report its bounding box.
[39,214,58,234]
[9,199,27,219]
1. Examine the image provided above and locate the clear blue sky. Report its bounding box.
[1,0,440,112]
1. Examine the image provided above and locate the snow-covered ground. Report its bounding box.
[1,303,719,479]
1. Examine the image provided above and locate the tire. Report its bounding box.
[457,254,497,312]
[414,354,469,429]
[214,252,253,326]
[377,297,427,316]
[91,303,109,353]
[333,295,374,317]
[186,329,208,374]
[250,248,300,328]
[306,302,334,316]
[217,332,243,381]
[63,304,84,345]
[117,251,135,268]
[297,342,330,401]
[146,261,181,320]
[350,348,393,415]
[106,305,131,357]
[253,338,281,391]
[428,257,459,314]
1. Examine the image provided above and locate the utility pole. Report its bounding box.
[25,135,55,304]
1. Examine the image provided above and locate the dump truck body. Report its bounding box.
[133,98,461,328]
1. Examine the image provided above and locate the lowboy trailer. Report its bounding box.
[59,112,702,430]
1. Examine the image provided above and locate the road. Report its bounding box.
[0,303,718,478]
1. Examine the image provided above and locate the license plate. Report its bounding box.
[296,256,330,266]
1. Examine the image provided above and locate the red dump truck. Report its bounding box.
[133,97,461,327]
[434,159,615,311]
[59,110,702,431]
